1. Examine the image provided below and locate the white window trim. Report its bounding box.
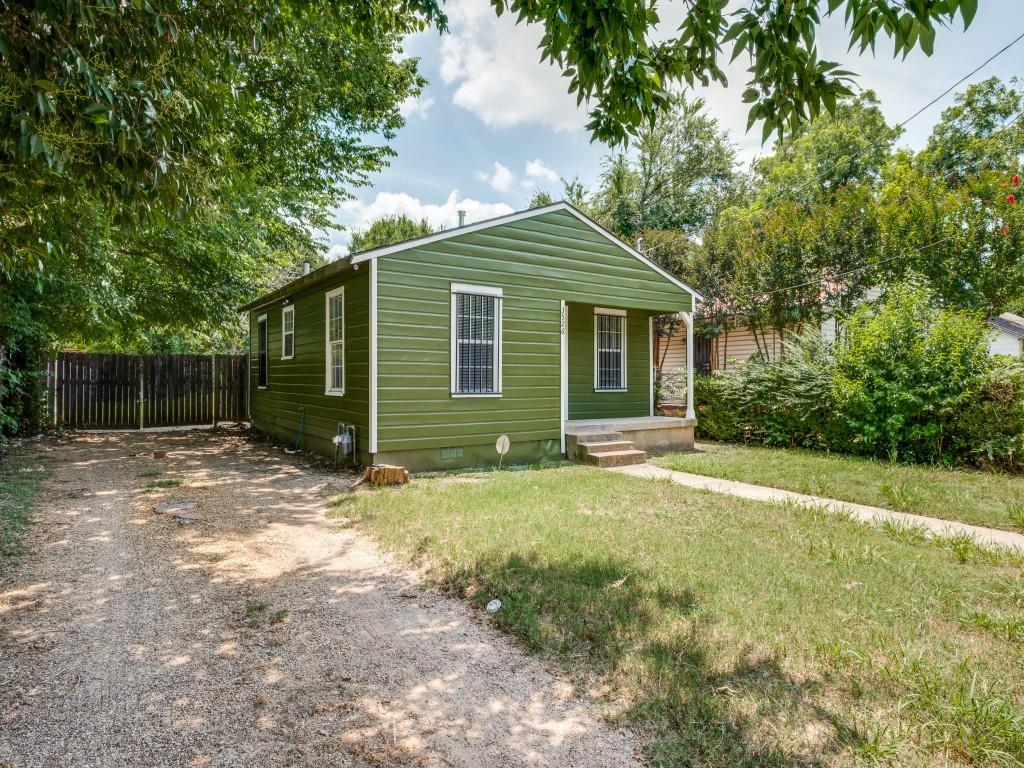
[452,282,503,297]
[256,313,268,390]
[325,286,345,396]
[281,305,295,360]
[594,309,627,392]
[450,283,503,397]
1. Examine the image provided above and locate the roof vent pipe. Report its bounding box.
[457,210,466,227]
[303,261,311,275]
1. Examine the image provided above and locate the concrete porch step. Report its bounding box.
[575,431,625,444]
[578,440,636,455]
[583,449,648,468]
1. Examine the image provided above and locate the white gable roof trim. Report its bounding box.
[349,201,703,303]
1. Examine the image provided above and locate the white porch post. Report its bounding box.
[683,311,695,420]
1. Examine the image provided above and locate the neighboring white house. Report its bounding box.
[988,312,1024,357]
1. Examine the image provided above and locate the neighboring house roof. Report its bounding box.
[240,201,702,312]
[989,312,1024,338]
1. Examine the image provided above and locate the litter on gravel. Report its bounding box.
[154,500,196,514]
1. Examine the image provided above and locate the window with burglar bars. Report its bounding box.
[594,312,626,390]
[452,288,501,395]
[325,287,344,395]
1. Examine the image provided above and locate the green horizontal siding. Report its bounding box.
[567,304,652,419]
[376,209,691,456]
[248,269,370,460]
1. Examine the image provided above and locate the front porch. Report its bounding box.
[564,416,695,466]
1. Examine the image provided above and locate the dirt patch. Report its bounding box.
[0,430,641,767]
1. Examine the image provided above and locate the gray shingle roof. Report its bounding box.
[989,312,1024,338]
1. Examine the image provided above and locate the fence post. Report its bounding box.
[211,354,218,428]
[47,357,55,426]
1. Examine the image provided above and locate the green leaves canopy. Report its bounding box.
[591,94,739,238]
[490,0,977,144]
[1,0,436,353]
[349,214,434,253]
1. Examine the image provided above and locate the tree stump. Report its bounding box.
[360,464,410,486]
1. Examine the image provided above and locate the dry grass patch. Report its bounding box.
[0,451,43,575]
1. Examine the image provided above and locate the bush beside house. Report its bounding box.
[695,283,1024,470]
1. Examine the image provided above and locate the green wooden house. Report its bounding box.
[240,202,701,470]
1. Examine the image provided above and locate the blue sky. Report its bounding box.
[326,0,1023,257]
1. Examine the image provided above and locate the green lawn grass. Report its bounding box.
[0,450,44,574]
[654,443,1024,532]
[332,467,1024,767]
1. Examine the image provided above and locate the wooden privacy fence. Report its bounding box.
[47,352,248,430]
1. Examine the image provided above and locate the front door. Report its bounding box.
[694,336,712,375]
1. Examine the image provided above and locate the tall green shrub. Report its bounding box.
[694,328,836,446]
[832,283,993,463]
[693,374,744,442]
[728,328,837,448]
[952,360,1024,471]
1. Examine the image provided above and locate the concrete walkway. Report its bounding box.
[612,463,1024,552]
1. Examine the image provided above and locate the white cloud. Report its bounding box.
[524,158,560,184]
[399,93,435,120]
[476,161,515,192]
[325,190,516,258]
[438,0,587,132]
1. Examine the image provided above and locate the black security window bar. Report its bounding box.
[596,314,625,390]
[455,293,499,394]
[257,317,268,387]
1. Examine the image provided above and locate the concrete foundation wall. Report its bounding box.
[565,417,695,457]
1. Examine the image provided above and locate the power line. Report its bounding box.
[752,106,1024,301]
[758,236,953,299]
[770,28,1024,209]
[639,28,1024,259]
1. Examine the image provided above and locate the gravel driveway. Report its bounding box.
[0,430,641,767]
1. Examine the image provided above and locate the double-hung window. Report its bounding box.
[281,305,295,360]
[325,287,345,395]
[451,284,502,396]
[256,314,268,389]
[594,308,627,391]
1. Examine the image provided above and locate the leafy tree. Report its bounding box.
[490,0,977,143]
[526,178,586,209]
[0,0,432,438]
[591,154,637,236]
[527,189,556,208]
[688,181,881,360]
[922,77,1024,184]
[721,200,823,355]
[561,176,589,208]
[875,156,1024,314]
[756,91,900,204]
[811,182,882,317]
[349,215,433,252]
[592,95,737,238]
[2,0,429,277]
